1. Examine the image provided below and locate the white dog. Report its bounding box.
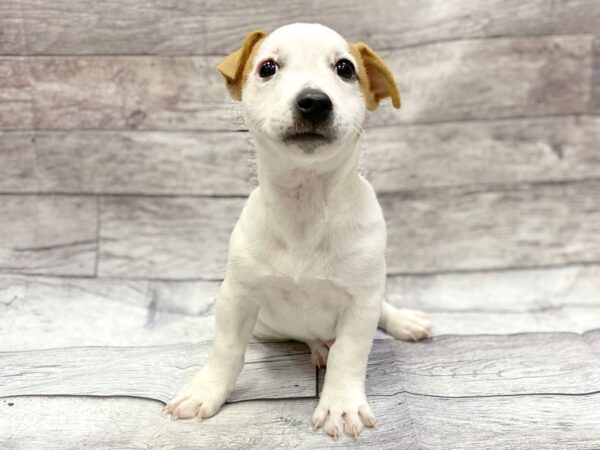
[165,23,431,439]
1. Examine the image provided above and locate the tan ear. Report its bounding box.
[349,42,401,111]
[217,30,267,101]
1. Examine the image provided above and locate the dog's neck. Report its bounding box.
[255,138,362,230]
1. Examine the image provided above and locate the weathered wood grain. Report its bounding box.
[368,35,592,127]
[405,392,600,450]
[386,264,600,312]
[6,0,600,55]
[320,334,600,397]
[420,307,600,336]
[1,36,591,130]
[0,341,315,402]
[96,180,600,279]
[3,393,598,450]
[0,0,25,54]
[0,130,254,195]
[384,179,600,274]
[22,55,238,131]
[0,59,34,129]
[3,115,600,196]
[584,330,600,355]
[3,267,600,352]
[364,115,600,193]
[0,132,37,192]
[592,37,600,114]
[0,275,221,351]
[0,395,418,449]
[0,195,97,276]
[98,196,244,279]
[4,328,599,402]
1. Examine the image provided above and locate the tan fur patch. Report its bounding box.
[217,30,267,101]
[348,41,401,111]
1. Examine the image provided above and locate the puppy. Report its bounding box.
[165,23,431,439]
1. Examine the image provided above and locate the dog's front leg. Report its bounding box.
[312,295,381,439]
[165,279,259,421]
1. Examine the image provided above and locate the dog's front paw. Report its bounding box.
[164,373,229,421]
[311,392,376,439]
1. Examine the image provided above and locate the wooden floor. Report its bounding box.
[2,265,600,449]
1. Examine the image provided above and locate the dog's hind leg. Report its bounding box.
[378,301,432,341]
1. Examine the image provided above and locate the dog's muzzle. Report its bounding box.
[281,89,335,153]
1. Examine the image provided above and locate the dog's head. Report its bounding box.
[217,23,400,159]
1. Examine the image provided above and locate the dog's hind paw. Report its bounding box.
[306,339,334,368]
[383,308,432,342]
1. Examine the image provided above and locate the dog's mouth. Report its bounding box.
[283,131,330,143]
[281,128,334,153]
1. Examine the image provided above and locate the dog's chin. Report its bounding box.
[281,131,335,155]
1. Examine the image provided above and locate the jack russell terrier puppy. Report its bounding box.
[165,22,432,439]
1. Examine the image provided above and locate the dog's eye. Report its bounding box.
[335,59,355,80]
[259,59,278,78]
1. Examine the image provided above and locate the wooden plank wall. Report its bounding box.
[1,0,600,280]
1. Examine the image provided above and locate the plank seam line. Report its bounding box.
[0,393,319,403]
[0,31,594,58]
[371,389,600,400]
[411,303,600,314]
[3,261,600,283]
[2,174,600,200]
[12,239,96,252]
[419,329,600,339]
[3,390,599,403]
[400,391,421,448]
[0,113,596,134]
[0,333,596,355]
[387,260,600,278]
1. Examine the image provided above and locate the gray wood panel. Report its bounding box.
[6,0,600,55]
[585,330,600,355]
[3,327,599,401]
[21,55,235,131]
[592,37,600,114]
[96,180,600,279]
[0,395,418,449]
[4,268,600,353]
[4,393,600,449]
[0,0,25,54]
[98,196,244,279]
[0,275,220,351]
[0,59,34,130]
[0,130,254,195]
[3,115,600,196]
[406,392,600,450]
[386,264,600,312]
[1,36,591,131]
[364,115,600,194]
[0,341,315,402]
[369,35,592,127]
[320,334,600,397]
[0,132,37,192]
[384,180,600,274]
[422,307,600,336]
[0,195,97,276]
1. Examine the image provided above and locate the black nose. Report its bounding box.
[296,88,333,125]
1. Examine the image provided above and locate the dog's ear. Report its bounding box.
[350,42,401,111]
[217,30,267,101]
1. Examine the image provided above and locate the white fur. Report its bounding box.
[165,23,432,439]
